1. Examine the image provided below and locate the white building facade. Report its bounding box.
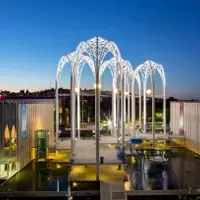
[170,101,200,154]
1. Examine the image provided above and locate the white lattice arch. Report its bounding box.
[100,57,122,87]
[55,37,167,182]
[56,52,75,80]
[132,60,166,135]
[142,60,166,85]
[76,37,121,65]
[75,55,95,87]
[99,40,121,64]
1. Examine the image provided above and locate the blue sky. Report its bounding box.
[0,0,200,99]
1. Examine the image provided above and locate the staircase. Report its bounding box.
[100,181,127,200]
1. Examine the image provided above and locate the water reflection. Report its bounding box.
[126,148,200,191]
[0,161,69,191]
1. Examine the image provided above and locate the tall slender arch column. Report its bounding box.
[139,86,142,128]
[127,79,130,134]
[163,83,166,135]
[70,71,76,157]
[77,88,80,139]
[152,74,155,146]
[124,78,126,126]
[112,81,116,136]
[117,74,120,146]
[143,79,147,134]
[95,37,100,180]
[55,80,59,145]
[121,73,125,148]
[131,80,135,137]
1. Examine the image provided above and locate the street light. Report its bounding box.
[146,89,152,95]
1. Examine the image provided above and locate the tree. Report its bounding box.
[155,112,163,121]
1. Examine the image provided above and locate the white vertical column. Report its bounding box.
[131,80,135,137]
[112,82,116,135]
[95,37,100,180]
[163,83,166,135]
[152,74,155,146]
[77,89,80,139]
[117,74,120,146]
[70,71,75,157]
[128,79,130,134]
[139,86,142,128]
[112,85,114,135]
[143,79,147,134]
[55,80,59,145]
[124,79,126,125]
[121,73,125,148]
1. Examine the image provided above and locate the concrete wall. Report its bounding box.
[170,101,200,154]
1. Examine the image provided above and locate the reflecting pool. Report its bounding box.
[0,148,200,193]
[125,148,200,191]
[0,161,69,191]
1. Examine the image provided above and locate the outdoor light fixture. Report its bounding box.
[94,84,102,89]
[146,89,152,95]
[75,87,79,93]
[115,88,118,94]
[125,91,129,96]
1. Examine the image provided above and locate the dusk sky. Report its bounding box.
[0,0,200,99]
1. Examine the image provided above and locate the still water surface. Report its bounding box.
[0,148,200,192]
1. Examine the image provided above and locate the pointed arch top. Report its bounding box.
[56,52,75,80]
